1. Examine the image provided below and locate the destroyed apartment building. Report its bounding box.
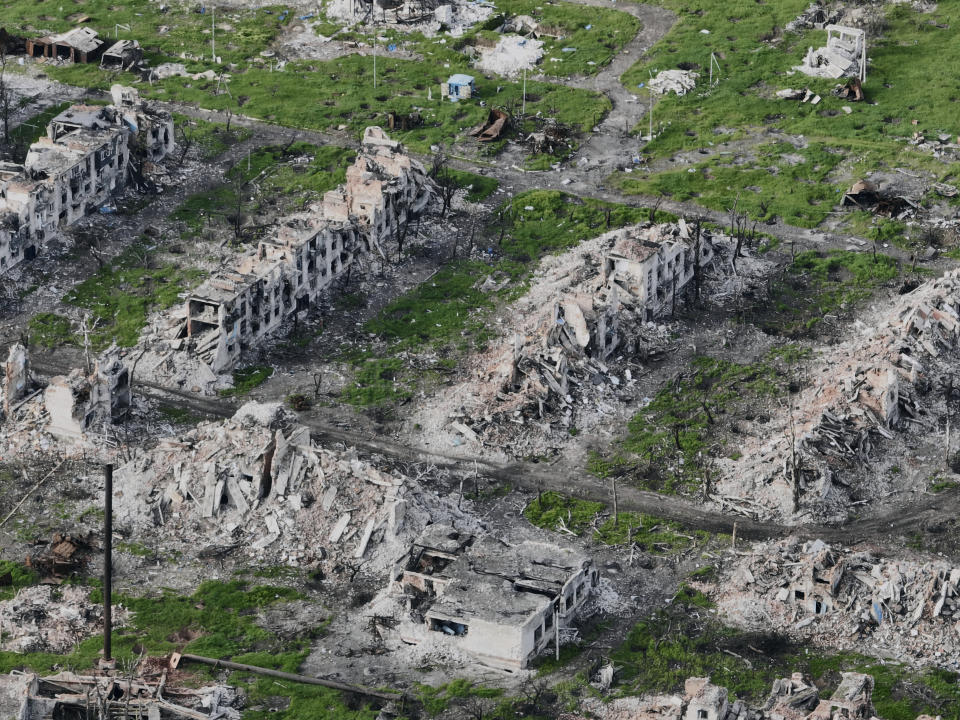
[135,127,434,391]
[454,221,720,427]
[387,525,598,670]
[0,85,174,274]
[111,402,479,570]
[1,343,131,448]
[711,537,960,668]
[713,268,960,521]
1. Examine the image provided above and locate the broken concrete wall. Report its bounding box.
[2,343,30,418]
[43,348,129,440]
[796,24,866,81]
[0,87,173,275]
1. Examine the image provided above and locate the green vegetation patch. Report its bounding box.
[220,365,274,396]
[416,679,503,716]
[610,588,960,719]
[524,491,707,551]
[612,141,846,228]
[172,113,253,161]
[64,242,204,349]
[444,168,499,203]
[174,143,355,238]
[0,560,39,602]
[591,354,786,494]
[28,312,75,349]
[50,55,609,159]
[5,1,288,67]
[748,249,900,336]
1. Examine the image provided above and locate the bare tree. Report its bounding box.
[492,203,515,248]
[0,38,13,149]
[429,148,457,218]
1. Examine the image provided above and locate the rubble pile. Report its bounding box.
[323,0,495,37]
[714,270,960,521]
[475,35,544,77]
[576,671,910,720]
[711,538,960,670]
[0,670,241,720]
[794,24,864,81]
[409,221,725,453]
[648,69,699,96]
[0,585,128,654]
[114,402,479,571]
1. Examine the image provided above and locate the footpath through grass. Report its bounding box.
[343,190,670,407]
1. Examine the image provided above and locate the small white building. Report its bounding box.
[392,527,598,670]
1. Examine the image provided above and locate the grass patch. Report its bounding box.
[7,102,72,158]
[220,365,273,397]
[49,55,609,159]
[174,143,355,238]
[28,312,75,349]
[612,141,846,228]
[64,242,203,349]
[591,355,783,494]
[524,491,707,551]
[445,169,499,203]
[416,679,502,716]
[747,249,900,336]
[0,560,39,602]
[157,405,206,425]
[342,357,413,407]
[6,2,287,67]
[172,113,253,161]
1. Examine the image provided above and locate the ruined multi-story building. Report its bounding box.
[390,526,597,670]
[601,222,715,321]
[142,126,434,384]
[0,85,173,274]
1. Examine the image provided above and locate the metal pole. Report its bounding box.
[522,68,526,116]
[211,6,216,63]
[103,463,113,662]
[373,22,377,90]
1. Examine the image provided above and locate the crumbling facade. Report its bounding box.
[390,527,597,670]
[44,349,130,440]
[796,24,866,82]
[137,126,433,386]
[0,85,173,274]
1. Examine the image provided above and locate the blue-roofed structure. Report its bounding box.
[442,74,476,101]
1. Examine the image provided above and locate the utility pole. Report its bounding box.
[102,463,114,668]
[522,68,526,116]
[373,23,377,90]
[211,6,216,63]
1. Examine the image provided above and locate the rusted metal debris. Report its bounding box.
[835,76,864,102]
[842,179,919,217]
[24,533,91,580]
[467,108,509,141]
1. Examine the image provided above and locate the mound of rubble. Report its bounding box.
[577,671,939,720]
[709,537,960,671]
[0,585,128,654]
[407,220,729,456]
[648,69,698,96]
[113,402,480,572]
[474,35,544,77]
[714,269,960,521]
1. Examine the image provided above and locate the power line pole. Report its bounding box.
[522,67,526,116]
[373,22,377,89]
[211,6,216,63]
[102,463,113,667]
